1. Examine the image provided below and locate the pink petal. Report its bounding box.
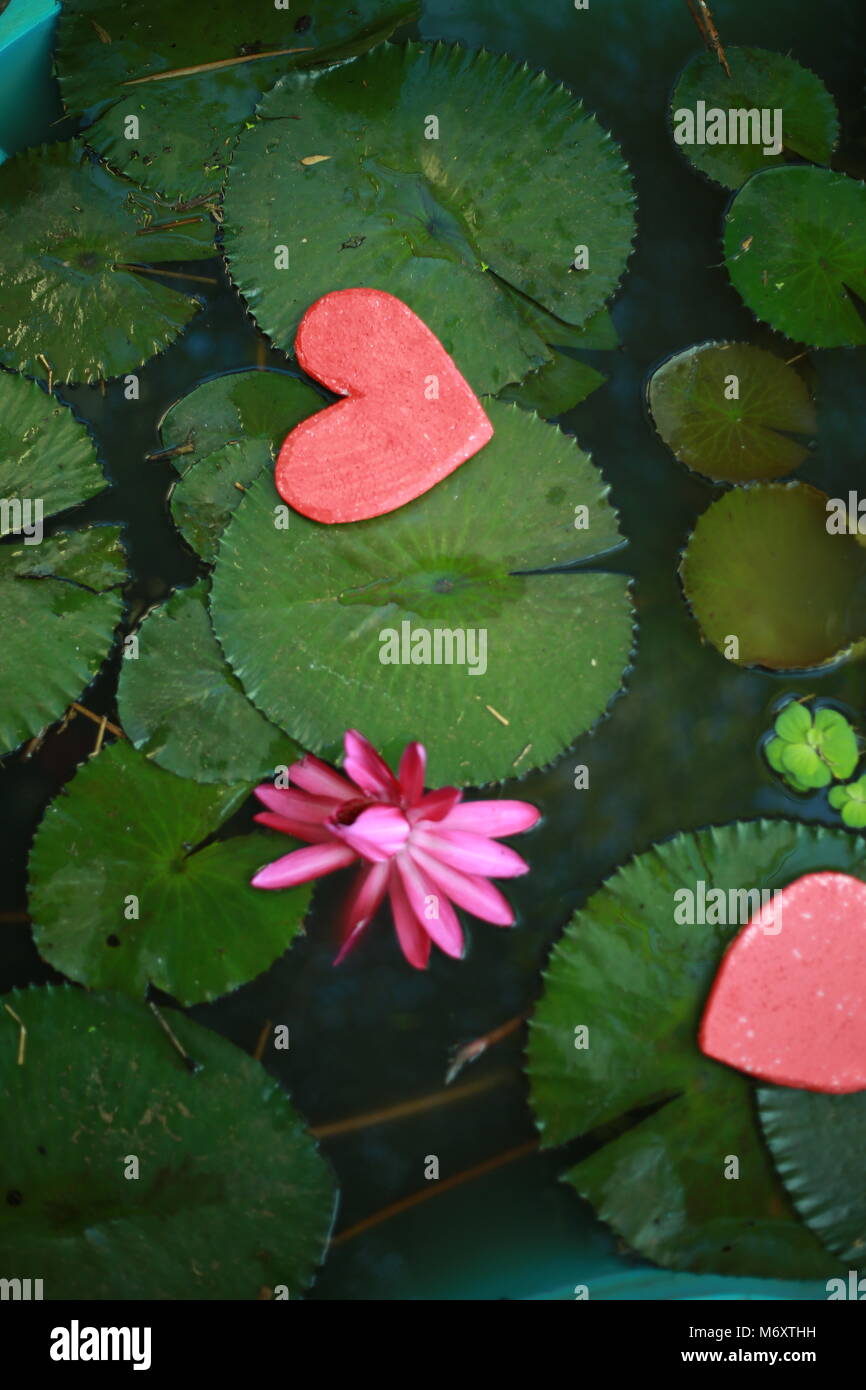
[290,753,359,802]
[409,786,462,824]
[343,729,400,800]
[334,861,390,965]
[251,841,356,890]
[411,827,530,878]
[398,741,427,804]
[439,799,541,838]
[254,785,337,823]
[328,805,410,863]
[409,846,515,926]
[396,854,464,960]
[253,810,331,844]
[388,872,432,970]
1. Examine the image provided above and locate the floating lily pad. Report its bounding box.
[0,984,335,1299]
[724,166,866,348]
[671,47,838,189]
[527,819,854,1277]
[0,527,124,754]
[498,351,606,417]
[210,400,632,787]
[222,42,636,394]
[0,141,216,384]
[680,483,866,670]
[648,342,816,483]
[119,581,300,783]
[56,0,420,202]
[159,370,323,560]
[29,740,311,1004]
[759,1086,866,1268]
[0,372,107,534]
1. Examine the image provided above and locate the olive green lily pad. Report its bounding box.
[210,400,633,787]
[724,166,866,348]
[222,41,636,395]
[671,47,838,190]
[648,342,816,483]
[759,1086,866,1268]
[56,0,420,202]
[0,984,335,1299]
[680,483,866,670]
[0,526,125,754]
[527,819,854,1278]
[119,580,300,783]
[29,740,311,1004]
[0,141,214,384]
[0,372,106,534]
[159,369,323,560]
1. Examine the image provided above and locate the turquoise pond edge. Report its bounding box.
[0,0,832,1302]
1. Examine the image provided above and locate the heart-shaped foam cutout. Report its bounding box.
[275,289,494,524]
[699,871,866,1094]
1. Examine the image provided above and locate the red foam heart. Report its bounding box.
[699,871,866,1093]
[275,288,494,523]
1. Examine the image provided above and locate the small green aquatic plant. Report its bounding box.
[829,777,866,829]
[764,701,859,793]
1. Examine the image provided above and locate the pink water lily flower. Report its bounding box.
[251,730,540,969]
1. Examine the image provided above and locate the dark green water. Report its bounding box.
[2,0,866,1298]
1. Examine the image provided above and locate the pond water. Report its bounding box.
[2,0,865,1299]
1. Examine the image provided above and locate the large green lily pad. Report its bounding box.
[671,47,838,189]
[0,372,106,534]
[680,483,866,670]
[527,819,853,1278]
[56,0,420,202]
[209,400,633,786]
[222,41,636,395]
[0,526,125,754]
[29,740,311,1004]
[0,141,215,384]
[648,342,816,483]
[724,166,866,348]
[159,369,323,560]
[0,985,335,1299]
[759,1086,866,1268]
[119,580,300,782]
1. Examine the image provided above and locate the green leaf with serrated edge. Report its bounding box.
[0,373,106,533]
[724,167,866,349]
[774,700,812,742]
[671,47,838,190]
[779,741,831,788]
[759,1087,866,1269]
[29,741,311,1004]
[210,400,632,787]
[680,483,866,670]
[0,142,212,385]
[159,370,324,559]
[497,352,606,417]
[56,0,420,202]
[648,342,815,484]
[0,527,124,754]
[0,985,335,1298]
[813,708,859,779]
[222,42,635,395]
[526,820,854,1278]
[119,581,300,783]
